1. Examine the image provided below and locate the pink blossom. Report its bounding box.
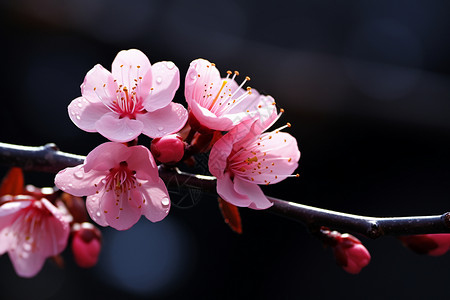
[399,234,450,256]
[55,142,171,230]
[333,233,371,274]
[0,196,70,277]
[185,59,277,132]
[68,49,188,142]
[209,120,300,209]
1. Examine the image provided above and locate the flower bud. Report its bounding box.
[71,223,101,268]
[399,234,450,256]
[150,134,185,164]
[332,233,371,274]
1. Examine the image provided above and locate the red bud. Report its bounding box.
[71,223,101,268]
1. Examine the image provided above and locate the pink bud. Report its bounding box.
[399,234,450,256]
[333,233,371,274]
[71,223,102,268]
[150,134,185,164]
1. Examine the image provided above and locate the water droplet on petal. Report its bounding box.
[166,61,175,70]
[156,77,162,84]
[74,170,84,179]
[76,115,81,120]
[71,111,76,116]
[68,183,73,187]
[158,126,164,131]
[96,212,101,217]
[77,102,83,108]
[161,198,170,206]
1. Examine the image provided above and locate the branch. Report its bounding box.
[1,142,450,238]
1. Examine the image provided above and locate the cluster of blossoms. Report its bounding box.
[56,49,301,230]
[0,48,302,277]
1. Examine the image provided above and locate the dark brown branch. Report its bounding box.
[267,197,450,238]
[1,142,450,238]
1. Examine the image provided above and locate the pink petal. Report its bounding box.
[0,200,31,231]
[9,249,47,278]
[126,146,159,182]
[140,178,170,222]
[0,227,14,255]
[95,113,144,143]
[233,177,273,210]
[68,97,111,132]
[143,61,180,112]
[208,133,234,178]
[137,102,188,138]
[216,172,251,208]
[184,58,221,106]
[83,142,131,172]
[111,49,152,97]
[86,194,108,227]
[36,199,70,257]
[102,189,141,230]
[55,165,105,197]
[189,99,234,131]
[234,131,300,185]
[81,64,117,104]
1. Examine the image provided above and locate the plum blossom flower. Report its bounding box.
[68,49,188,142]
[0,195,70,277]
[399,234,450,256]
[55,142,171,230]
[185,58,277,132]
[209,119,300,209]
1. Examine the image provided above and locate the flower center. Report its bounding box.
[104,161,137,195]
[112,84,147,119]
[93,65,149,119]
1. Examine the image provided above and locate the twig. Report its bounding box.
[1,142,450,238]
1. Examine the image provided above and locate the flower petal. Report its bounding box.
[68,97,111,132]
[126,146,159,182]
[233,177,273,210]
[111,49,152,96]
[38,200,70,256]
[184,58,222,106]
[208,132,234,178]
[143,61,180,112]
[86,193,108,227]
[216,172,251,208]
[0,200,31,231]
[81,64,117,104]
[83,142,131,172]
[102,189,141,230]
[137,102,188,138]
[189,99,234,131]
[95,113,144,142]
[140,178,170,222]
[251,131,300,184]
[55,165,105,197]
[9,248,47,278]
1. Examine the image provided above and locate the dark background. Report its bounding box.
[1,0,450,299]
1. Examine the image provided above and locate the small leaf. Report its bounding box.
[0,167,24,197]
[218,197,242,234]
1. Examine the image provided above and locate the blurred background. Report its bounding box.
[1,0,450,299]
